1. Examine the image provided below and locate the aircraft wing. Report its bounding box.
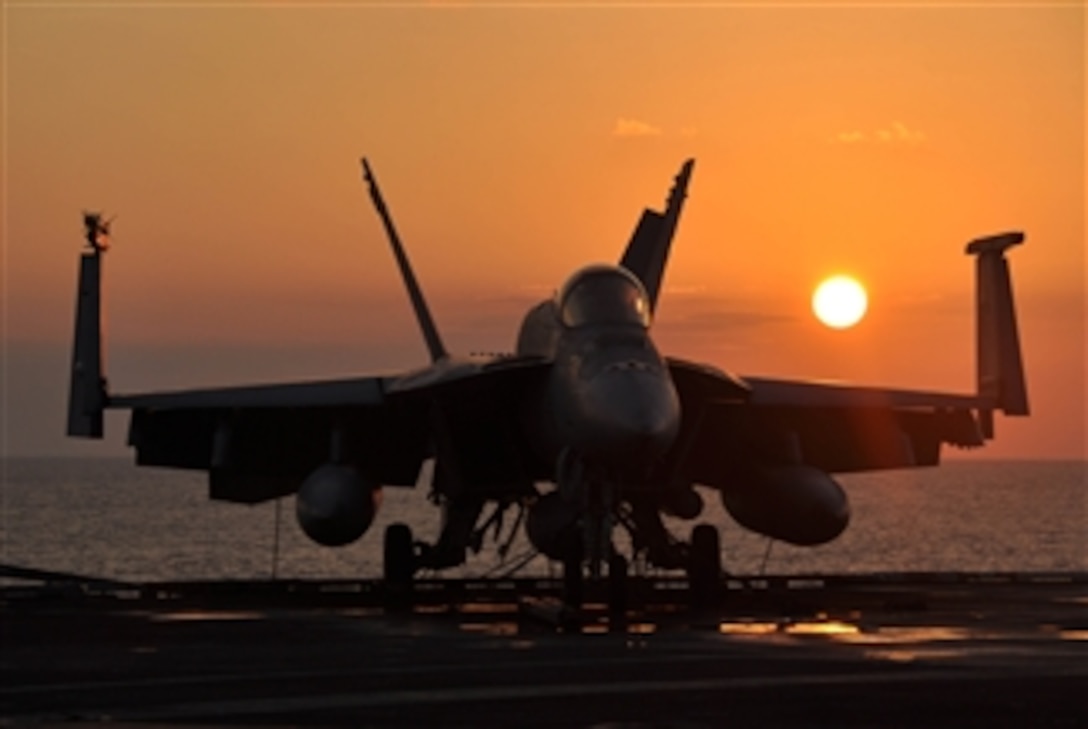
[672,231,1029,481]
[672,377,991,484]
[107,357,550,504]
[742,377,990,411]
[109,376,389,410]
[68,159,555,507]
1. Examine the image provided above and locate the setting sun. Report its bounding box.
[2,5,1082,459]
[812,276,868,329]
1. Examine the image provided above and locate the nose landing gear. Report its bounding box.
[552,460,725,618]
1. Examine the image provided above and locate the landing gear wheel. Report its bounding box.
[607,553,628,625]
[383,522,416,588]
[560,528,584,613]
[688,523,722,608]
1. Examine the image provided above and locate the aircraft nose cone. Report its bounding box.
[582,362,680,465]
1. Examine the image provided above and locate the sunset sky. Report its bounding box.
[3,2,1084,459]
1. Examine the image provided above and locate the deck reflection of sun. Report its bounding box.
[813,275,868,329]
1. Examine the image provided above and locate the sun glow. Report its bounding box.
[812,276,868,329]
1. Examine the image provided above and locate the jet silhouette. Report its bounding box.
[68,158,1028,603]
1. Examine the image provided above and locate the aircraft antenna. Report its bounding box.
[270,497,282,580]
[759,538,774,575]
[360,158,449,363]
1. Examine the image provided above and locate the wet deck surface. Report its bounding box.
[2,574,1086,727]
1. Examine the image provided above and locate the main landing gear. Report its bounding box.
[383,522,415,589]
[554,516,724,618]
[382,522,417,611]
[380,499,725,617]
[550,480,724,616]
[688,523,723,606]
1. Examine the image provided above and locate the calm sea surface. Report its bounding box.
[1,458,1084,582]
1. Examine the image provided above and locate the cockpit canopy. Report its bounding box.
[556,265,651,329]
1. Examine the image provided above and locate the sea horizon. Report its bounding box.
[1,458,1084,583]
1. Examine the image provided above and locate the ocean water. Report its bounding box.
[0,458,1083,582]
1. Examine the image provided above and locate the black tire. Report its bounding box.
[560,529,584,611]
[383,522,415,587]
[607,553,628,621]
[688,523,722,607]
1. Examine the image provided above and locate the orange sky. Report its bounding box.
[3,3,1084,458]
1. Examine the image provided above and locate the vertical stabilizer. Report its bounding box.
[966,231,1029,423]
[620,159,694,313]
[361,158,448,363]
[67,213,110,437]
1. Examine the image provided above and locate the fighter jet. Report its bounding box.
[68,159,1028,601]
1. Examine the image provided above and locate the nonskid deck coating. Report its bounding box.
[2,573,1086,727]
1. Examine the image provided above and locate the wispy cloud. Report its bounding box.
[659,291,794,335]
[836,130,867,144]
[886,121,925,143]
[613,117,663,137]
[666,309,793,334]
[832,121,926,145]
[663,284,709,296]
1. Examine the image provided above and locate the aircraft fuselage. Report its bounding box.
[517,264,680,482]
[549,325,678,473]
